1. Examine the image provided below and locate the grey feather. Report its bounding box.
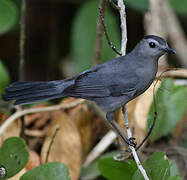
[2,35,175,112]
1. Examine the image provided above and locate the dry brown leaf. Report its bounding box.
[33,112,50,129]
[28,137,43,151]
[59,97,94,159]
[41,112,82,180]
[134,81,161,146]
[68,103,93,159]
[24,113,41,126]
[25,149,40,170]
[0,119,21,146]
[24,103,50,128]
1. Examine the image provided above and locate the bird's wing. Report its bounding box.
[65,61,138,98]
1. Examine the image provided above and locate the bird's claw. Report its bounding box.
[127,137,137,148]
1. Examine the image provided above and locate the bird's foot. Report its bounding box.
[127,137,137,148]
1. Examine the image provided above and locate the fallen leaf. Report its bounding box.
[134,81,161,145]
[60,97,95,159]
[41,112,82,180]
[68,102,93,159]
[25,149,40,171]
[0,118,21,146]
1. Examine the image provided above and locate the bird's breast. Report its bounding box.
[135,60,158,95]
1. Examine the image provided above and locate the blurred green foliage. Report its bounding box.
[97,151,181,180]
[147,78,187,141]
[72,0,120,73]
[20,162,70,180]
[0,137,29,179]
[0,0,19,35]
[133,152,181,180]
[98,158,137,180]
[80,150,121,180]
[0,61,10,99]
[124,0,187,14]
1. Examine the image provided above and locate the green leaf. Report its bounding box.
[20,162,70,180]
[147,78,187,141]
[124,0,187,14]
[72,0,120,73]
[167,175,182,180]
[132,152,170,180]
[169,160,180,177]
[168,0,187,15]
[80,161,100,180]
[98,157,137,180]
[0,61,10,98]
[0,0,19,35]
[80,150,121,180]
[0,137,29,179]
[125,0,149,12]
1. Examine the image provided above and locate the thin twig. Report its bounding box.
[117,0,149,179]
[108,0,121,11]
[19,0,26,80]
[25,129,46,137]
[162,0,187,68]
[99,8,122,56]
[83,130,117,167]
[19,0,27,140]
[117,0,127,55]
[161,68,187,78]
[0,99,85,136]
[123,106,149,180]
[93,0,107,66]
[45,126,60,163]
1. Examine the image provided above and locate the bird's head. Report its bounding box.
[135,35,176,59]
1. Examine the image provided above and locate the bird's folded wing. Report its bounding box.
[68,83,137,98]
[65,70,137,98]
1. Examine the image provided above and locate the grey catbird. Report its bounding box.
[2,35,176,147]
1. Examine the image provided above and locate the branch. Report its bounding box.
[109,0,121,11]
[83,130,117,167]
[93,0,107,66]
[98,8,122,56]
[19,0,26,80]
[117,0,149,179]
[0,99,85,136]
[45,126,60,163]
[162,0,187,68]
[161,68,187,78]
[144,0,168,68]
[117,0,127,55]
[123,106,149,180]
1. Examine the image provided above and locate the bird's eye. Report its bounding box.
[149,42,156,48]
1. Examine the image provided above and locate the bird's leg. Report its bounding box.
[106,112,136,147]
[122,106,137,147]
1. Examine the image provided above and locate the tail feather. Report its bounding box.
[4,87,60,100]
[2,80,74,105]
[14,94,64,105]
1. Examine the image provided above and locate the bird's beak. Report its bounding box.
[164,47,176,54]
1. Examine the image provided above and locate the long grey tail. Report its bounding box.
[2,80,74,105]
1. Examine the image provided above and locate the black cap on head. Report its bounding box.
[143,35,166,46]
